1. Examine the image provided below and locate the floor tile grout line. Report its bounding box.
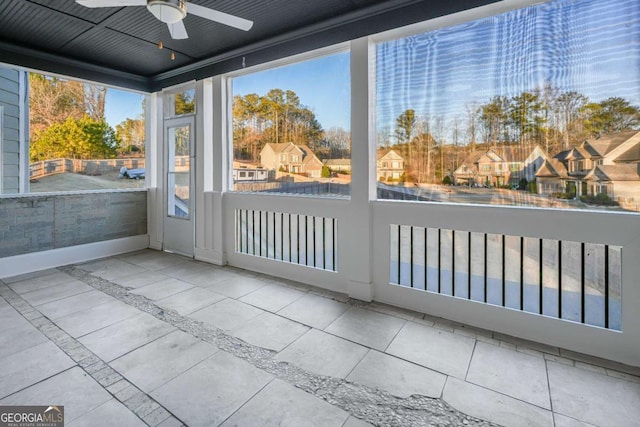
[216,377,276,427]
[70,309,146,340]
[382,318,408,353]
[464,339,479,381]
[22,287,95,308]
[142,349,221,396]
[62,264,499,427]
[35,289,116,311]
[343,348,372,380]
[0,364,78,402]
[101,327,178,366]
[0,282,186,427]
[463,376,554,413]
[544,358,556,422]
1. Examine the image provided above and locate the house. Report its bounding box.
[233,167,269,182]
[377,149,404,180]
[536,131,640,199]
[453,145,547,186]
[259,142,324,178]
[323,159,351,173]
[536,158,569,194]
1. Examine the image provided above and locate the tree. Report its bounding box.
[29,74,86,138]
[508,92,545,145]
[321,165,331,178]
[582,97,640,136]
[465,102,479,150]
[232,89,325,163]
[175,91,195,115]
[85,84,107,121]
[479,96,509,146]
[30,117,119,161]
[323,127,351,159]
[395,109,417,181]
[115,117,145,153]
[556,91,588,148]
[395,109,416,144]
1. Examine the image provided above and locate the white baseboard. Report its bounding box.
[348,279,374,302]
[0,235,149,279]
[194,248,226,266]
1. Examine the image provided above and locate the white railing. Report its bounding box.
[388,224,621,330]
[223,192,351,293]
[220,192,640,365]
[372,201,640,366]
[234,209,338,272]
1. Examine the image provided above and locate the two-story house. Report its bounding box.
[536,131,640,199]
[259,142,324,178]
[453,145,547,187]
[377,149,404,181]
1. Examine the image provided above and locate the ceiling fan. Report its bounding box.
[76,0,253,40]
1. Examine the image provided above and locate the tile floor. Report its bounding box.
[0,249,639,427]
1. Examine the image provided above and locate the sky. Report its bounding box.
[231,52,351,131]
[376,0,640,140]
[104,89,145,128]
[102,0,640,141]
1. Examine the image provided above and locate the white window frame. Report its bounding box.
[224,43,350,194]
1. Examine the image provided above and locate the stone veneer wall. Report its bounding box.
[0,190,147,258]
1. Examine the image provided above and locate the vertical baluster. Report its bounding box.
[265,211,270,258]
[539,238,543,315]
[468,231,472,300]
[558,240,563,319]
[313,216,317,268]
[437,229,442,294]
[333,218,336,272]
[520,236,524,311]
[484,233,488,303]
[502,234,506,307]
[323,217,326,270]
[305,215,309,266]
[581,242,585,324]
[259,210,263,257]
[424,227,428,291]
[398,224,402,285]
[281,212,284,261]
[452,230,456,297]
[605,245,609,329]
[410,226,414,288]
[252,210,256,255]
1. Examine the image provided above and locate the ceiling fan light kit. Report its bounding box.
[147,0,186,24]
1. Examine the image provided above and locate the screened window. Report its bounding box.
[376,0,640,212]
[230,51,351,196]
[26,72,145,193]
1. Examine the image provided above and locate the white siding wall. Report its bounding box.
[0,66,22,194]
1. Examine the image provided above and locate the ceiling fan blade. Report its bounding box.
[76,0,145,7]
[168,21,189,40]
[187,3,253,31]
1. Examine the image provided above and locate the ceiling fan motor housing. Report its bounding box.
[147,0,186,24]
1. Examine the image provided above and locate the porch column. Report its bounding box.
[194,78,225,264]
[147,92,164,250]
[342,37,376,301]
